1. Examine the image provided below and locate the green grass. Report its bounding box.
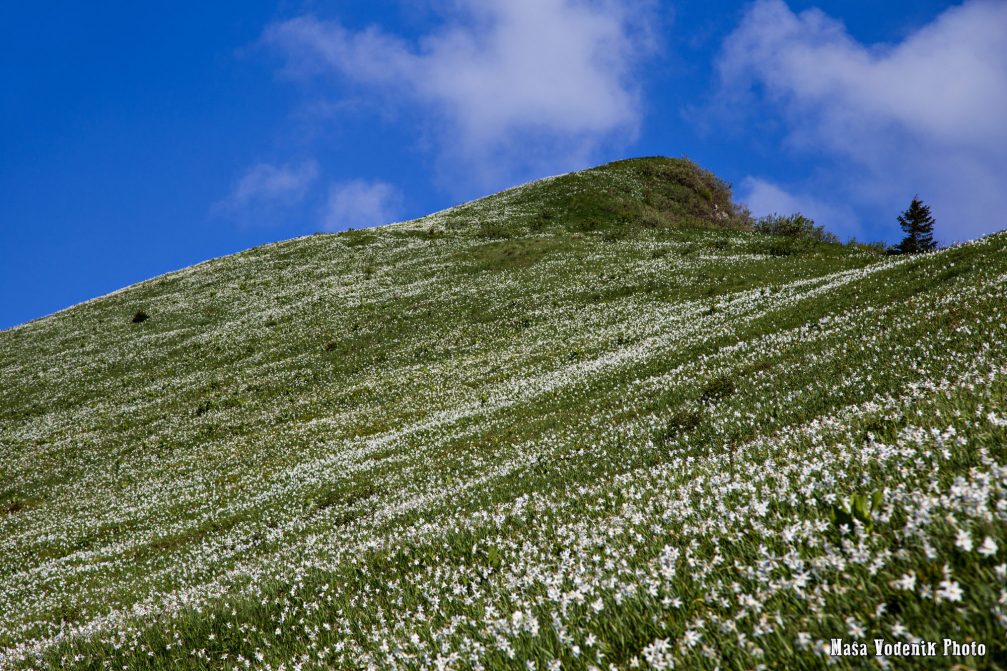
[1,157,1005,670]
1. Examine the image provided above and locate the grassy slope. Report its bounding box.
[1,158,1005,670]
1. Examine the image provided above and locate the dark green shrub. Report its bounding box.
[527,217,547,233]
[2,498,29,515]
[760,237,811,257]
[847,238,887,254]
[601,225,635,242]
[342,231,377,248]
[700,375,737,402]
[314,480,376,511]
[477,220,511,239]
[131,310,149,324]
[660,409,704,443]
[754,213,839,244]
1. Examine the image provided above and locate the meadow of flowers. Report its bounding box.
[0,158,1004,669]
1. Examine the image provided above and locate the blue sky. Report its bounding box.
[2,1,1004,329]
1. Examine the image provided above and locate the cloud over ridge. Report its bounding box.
[264,0,655,189]
[719,0,1007,241]
[322,180,402,232]
[216,160,319,213]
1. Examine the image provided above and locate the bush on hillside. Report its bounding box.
[660,409,704,443]
[847,238,888,254]
[754,213,839,245]
[700,374,737,402]
[131,310,149,324]
[478,219,512,239]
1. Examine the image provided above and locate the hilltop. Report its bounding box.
[1,157,1005,669]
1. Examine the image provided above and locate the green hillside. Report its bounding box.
[1,157,1005,670]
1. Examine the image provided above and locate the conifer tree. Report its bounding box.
[895,197,937,254]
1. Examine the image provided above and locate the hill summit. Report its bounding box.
[1,157,1006,669]
[408,157,752,238]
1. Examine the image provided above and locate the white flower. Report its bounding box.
[955,529,973,552]
[893,571,916,591]
[978,536,998,558]
[986,412,1007,427]
[936,578,964,603]
[642,638,675,670]
[662,596,683,609]
[845,617,865,638]
[795,632,812,651]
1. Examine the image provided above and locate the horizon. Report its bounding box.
[3,0,1005,330]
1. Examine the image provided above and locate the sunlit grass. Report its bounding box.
[1,158,1005,669]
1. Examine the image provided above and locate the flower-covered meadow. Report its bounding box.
[1,159,1004,669]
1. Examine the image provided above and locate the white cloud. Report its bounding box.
[263,0,655,189]
[718,0,1007,241]
[217,161,319,212]
[740,176,861,240]
[322,180,402,231]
